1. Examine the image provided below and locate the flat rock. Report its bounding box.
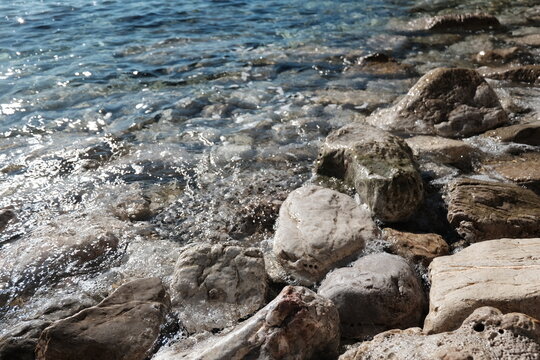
[318,253,425,339]
[482,152,540,194]
[482,120,540,145]
[405,135,473,167]
[382,228,449,267]
[155,286,340,360]
[340,307,540,359]
[271,185,377,285]
[479,65,540,84]
[315,124,424,222]
[446,178,540,242]
[424,238,540,334]
[409,13,502,32]
[36,277,170,360]
[170,242,267,332]
[345,53,418,78]
[368,68,508,138]
[474,47,534,66]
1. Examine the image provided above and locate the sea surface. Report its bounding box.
[1,0,539,341]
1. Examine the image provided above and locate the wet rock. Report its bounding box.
[271,185,377,286]
[446,178,540,242]
[474,47,534,66]
[315,124,424,222]
[0,207,16,233]
[345,53,418,78]
[382,228,449,267]
[482,120,540,146]
[155,286,340,360]
[424,238,540,334]
[318,253,425,339]
[479,65,540,84]
[405,135,473,167]
[36,277,170,360]
[368,68,508,138]
[409,13,502,32]
[0,320,49,360]
[513,34,540,47]
[170,242,267,332]
[311,89,398,114]
[340,307,540,359]
[111,189,153,221]
[482,152,540,194]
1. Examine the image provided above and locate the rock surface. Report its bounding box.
[155,286,340,360]
[405,135,473,167]
[424,238,540,334]
[409,13,502,32]
[0,320,49,360]
[368,68,508,138]
[479,65,540,84]
[446,178,540,242]
[474,47,534,66]
[513,34,540,47]
[340,307,540,360]
[316,124,423,222]
[482,152,540,194]
[482,120,540,146]
[345,53,418,78]
[170,242,267,332]
[318,253,425,339]
[382,228,449,267]
[271,185,377,285]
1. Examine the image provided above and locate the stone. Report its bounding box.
[482,120,540,146]
[271,185,377,285]
[0,207,15,233]
[424,238,540,334]
[155,286,340,360]
[446,178,540,242]
[405,135,473,167]
[409,13,502,32]
[345,53,418,78]
[36,277,170,360]
[474,47,534,66]
[513,34,540,47]
[170,242,267,332]
[368,68,508,138]
[479,65,540,84]
[382,228,449,267]
[315,124,424,222]
[340,307,540,360]
[318,253,425,339]
[482,152,540,194]
[111,189,153,221]
[0,320,49,360]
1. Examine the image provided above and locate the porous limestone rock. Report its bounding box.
[340,307,540,360]
[368,68,508,138]
[155,286,340,360]
[424,238,540,333]
[318,253,425,339]
[446,178,540,242]
[36,278,170,360]
[170,242,267,332]
[271,185,377,286]
[382,228,449,267]
[315,124,424,222]
[482,120,540,146]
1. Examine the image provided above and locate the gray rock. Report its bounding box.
[36,278,170,360]
[271,185,378,286]
[409,13,502,32]
[368,68,508,138]
[424,238,540,334]
[340,307,540,360]
[446,178,540,242]
[170,242,267,332]
[318,253,425,339]
[154,286,340,360]
[482,120,540,146]
[316,124,424,222]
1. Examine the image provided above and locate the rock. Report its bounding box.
[368,68,508,138]
[482,152,540,194]
[345,53,418,78]
[479,65,540,84]
[270,185,377,285]
[482,120,540,146]
[340,307,540,360]
[311,89,398,114]
[315,124,424,222]
[36,277,170,360]
[446,178,540,242]
[155,286,340,360]
[111,190,153,221]
[170,242,267,332]
[409,13,502,32]
[0,320,49,360]
[0,207,15,233]
[474,47,534,65]
[405,135,474,167]
[382,228,449,267]
[424,238,540,334]
[318,253,425,339]
[513,34,540,47]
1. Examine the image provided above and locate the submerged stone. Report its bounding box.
[409,13,502,32]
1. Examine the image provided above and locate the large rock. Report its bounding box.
[318,253,425,339]
[424,238,540,334]
[315,124,423,222]
[170,242,267,332]
[479,65,540,84]
[35,278,169,360]
[368,68,508,138]
[446,178,540,242]
[155,286,340,360]
[0,320,49,360]
[270,185,377,285]
[482,120,540,146]
[382,228,449,267]
[340,307,540,360]
[409,13,502,32]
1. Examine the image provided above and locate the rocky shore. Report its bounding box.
[2,7,540,360]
